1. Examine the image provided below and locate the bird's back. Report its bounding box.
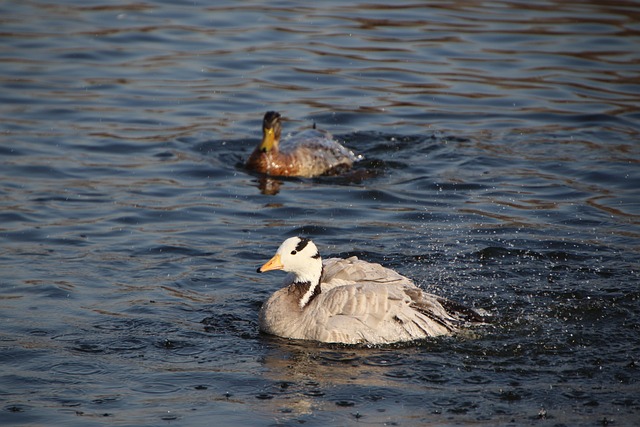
[321,256,415,290]
[297,256,482,344]
[279,129,357,177]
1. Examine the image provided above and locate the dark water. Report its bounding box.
[1,1,639,425]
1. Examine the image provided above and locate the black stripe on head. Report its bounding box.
[294,237,311,253]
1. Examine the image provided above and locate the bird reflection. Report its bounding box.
[257,175,283,195]
[253,336,430,421]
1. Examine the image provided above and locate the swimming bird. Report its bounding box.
[257,237,487,345]
[245,111,357,178]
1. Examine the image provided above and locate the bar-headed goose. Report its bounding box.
[257,237,487,345]
[245,111,357,178]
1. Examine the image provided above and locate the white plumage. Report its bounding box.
[257,237,487,345]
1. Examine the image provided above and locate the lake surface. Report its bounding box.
[1,1,639,425]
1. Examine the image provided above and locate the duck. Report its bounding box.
[257,237,488,345]
[245,111,357,178]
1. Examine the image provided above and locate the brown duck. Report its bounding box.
[246,111,357,178]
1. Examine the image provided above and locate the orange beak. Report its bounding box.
[258,253,283,273]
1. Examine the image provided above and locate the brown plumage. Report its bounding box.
[245,111,357,178]
[257,237,489,345]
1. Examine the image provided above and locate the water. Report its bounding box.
[1,0,639,425]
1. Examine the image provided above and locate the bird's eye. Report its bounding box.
[291,250,297,255]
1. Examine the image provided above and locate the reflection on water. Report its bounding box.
[1,0,639,426]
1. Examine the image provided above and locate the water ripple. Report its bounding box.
[1,1,639,426]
